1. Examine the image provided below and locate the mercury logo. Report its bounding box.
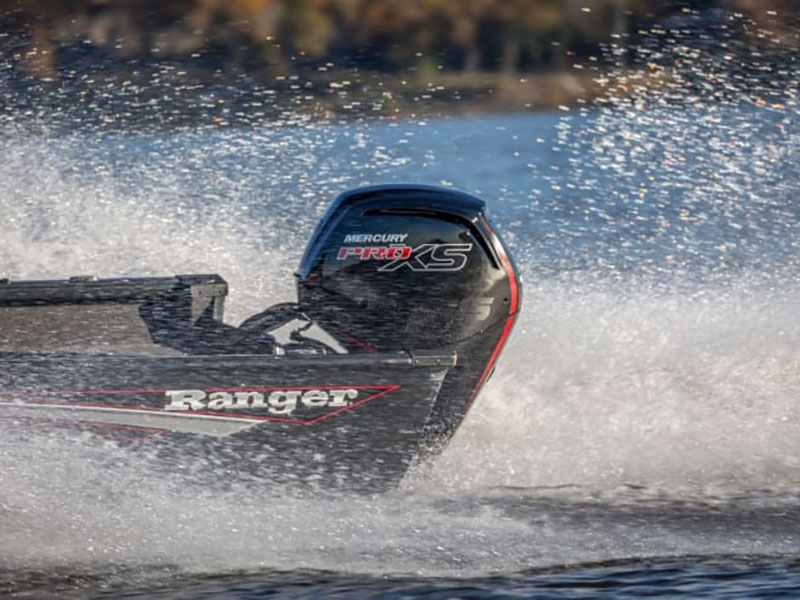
[164,388,359,416]
[344,233,408,243]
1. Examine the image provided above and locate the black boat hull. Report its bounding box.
[0,184,521,490]
[0,351,455,488]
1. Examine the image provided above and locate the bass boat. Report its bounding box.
[0,184,520,489]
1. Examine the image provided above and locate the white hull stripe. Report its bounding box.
[0,402,258,437]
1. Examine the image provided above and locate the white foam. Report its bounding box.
[430,276,800,491]
[3,100,800,581]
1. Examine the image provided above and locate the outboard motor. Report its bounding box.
[297,184,521,446]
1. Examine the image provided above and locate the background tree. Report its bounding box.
[6,0,800,82]
[489,0,563,76]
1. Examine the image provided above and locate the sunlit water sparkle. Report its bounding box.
[4,42,800,596]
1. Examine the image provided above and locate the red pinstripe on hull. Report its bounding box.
[464,232,520,413]
[0,384,402,432]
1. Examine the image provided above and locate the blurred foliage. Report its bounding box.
[1,0,799,127]
[4,0,799,81]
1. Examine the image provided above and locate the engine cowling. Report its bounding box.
[297,184,521,442]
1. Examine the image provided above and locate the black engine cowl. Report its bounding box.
[297,184,520,352]
[297,184,521,442]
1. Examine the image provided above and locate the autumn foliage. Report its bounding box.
[3,0,798,80]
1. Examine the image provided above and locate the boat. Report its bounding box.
[0,184,521,489]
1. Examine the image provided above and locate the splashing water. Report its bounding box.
[431,278,800,491]
[4,19,800,589]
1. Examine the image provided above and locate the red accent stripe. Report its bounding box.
[337,330,379,354]
[463,236,519,413]
[0,385,403,427]
[302,385,400,425]
[0,384,394,397]
[160,384,401,425]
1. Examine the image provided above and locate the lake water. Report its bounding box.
[3,97,800,597]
